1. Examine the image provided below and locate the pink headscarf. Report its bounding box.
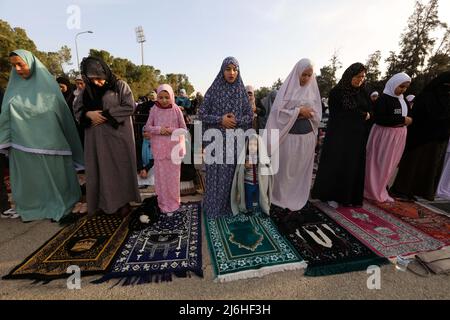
[156,84,178,108]
[265,58,322,154]
[152,84,187,157]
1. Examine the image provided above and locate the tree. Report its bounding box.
[385,51,401,80]
[425,27,450,80]
[89,49,195,98]
[386,0,443,79]
[271,78,283,90]
[162,73,195,96]
[44,46,72,76]
[89,49,114,66]
[366,50,382,85]
[255,86,271,104]
[317,51,342,98]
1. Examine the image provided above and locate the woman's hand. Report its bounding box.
[139,169,148,179]
[222,113,237,129]
[143,131,151,140]
[298,107,315,119]
[365,112,371,121]
[405,117,413,126]
[86,111,107,126]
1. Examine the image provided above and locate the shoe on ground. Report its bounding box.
[1,208,19,219]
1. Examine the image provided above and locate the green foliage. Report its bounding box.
[271,79,283,90]
[385,0,449,85]
[317,52,342,98]
[366,50,382,85]
[255,86,271,103]
[89,49,195,98]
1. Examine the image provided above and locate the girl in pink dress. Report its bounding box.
[145,84,187,214]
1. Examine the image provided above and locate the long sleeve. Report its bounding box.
[144,108,161,136]
[198,97,222,125]
[374,96,405,127]
[73,90,93,129]
[106,80,135,123]
[175,107,187,131]
[329,89,367,120]
[236,103,253,129]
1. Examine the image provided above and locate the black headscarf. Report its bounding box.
[56,76,74,101]
[335,63,367,110]
[80,56,118,111]
[407,71,450,147]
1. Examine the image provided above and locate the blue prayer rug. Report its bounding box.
[93,202,203,285]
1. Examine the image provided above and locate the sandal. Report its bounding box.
[407,259,431,277]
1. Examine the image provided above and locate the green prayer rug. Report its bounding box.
[205,213,306,282]
[3,214,130,282]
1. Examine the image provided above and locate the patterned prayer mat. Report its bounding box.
[3,214,130,281]
[418,201,450,218]
[271,203,388,277]
[372,201,420,219]
[372,201,450,246]
[316,202,445,259]
[205,213,306,282]
[93,202,203,285]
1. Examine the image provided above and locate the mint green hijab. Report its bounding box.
[0,49,83,166]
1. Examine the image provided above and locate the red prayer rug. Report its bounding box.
[315,202,445,258]
[372,201,450,246]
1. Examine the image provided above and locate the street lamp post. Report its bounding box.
[75,31,93,72]
[135,26,146,66]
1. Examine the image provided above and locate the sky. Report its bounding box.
[1,0,449,94]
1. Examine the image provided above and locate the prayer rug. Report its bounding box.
[205,213,306,282]
[316,202,445,259]
[372,201,420,219]
[271,202,388,277]
[93,202,203,285]
[180,170,205,196]
[418,201,450,218]
[372,201,450,246]
[3,214,130,281]
[180,180,196,196]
